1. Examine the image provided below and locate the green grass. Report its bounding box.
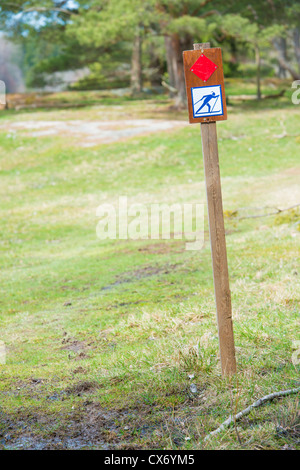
[0,85,299,450]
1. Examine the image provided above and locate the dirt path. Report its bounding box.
[1,119,188,147]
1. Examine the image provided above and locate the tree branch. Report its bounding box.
[191,0,214,16]
[22,7,77,16]
[161,80,177,93]
[199,9,220,19]
[204,386,300,442]
[0,2,77,16]
[237,203,300,221]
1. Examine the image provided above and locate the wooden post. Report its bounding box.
[194,43,236,376]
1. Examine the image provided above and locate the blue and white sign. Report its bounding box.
[191,85,224,118]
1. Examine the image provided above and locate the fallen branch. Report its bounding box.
[228,89,286,101]
[263,89,286,99]
[237,203,300,221]
[204,386,300,441]
[161,80,177,94]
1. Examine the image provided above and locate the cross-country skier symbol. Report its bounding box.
[191,85,224,118]
[194,91,219,115]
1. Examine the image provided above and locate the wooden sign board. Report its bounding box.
[183,48,227,124]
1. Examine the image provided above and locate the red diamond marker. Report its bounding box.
[190,54,218,82]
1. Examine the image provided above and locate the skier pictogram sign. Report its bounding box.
[191,85,224,118]
[183,48,227,123]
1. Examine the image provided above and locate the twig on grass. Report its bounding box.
[236,203,300,221]
[204,386,300,442]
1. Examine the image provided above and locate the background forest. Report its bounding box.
[1,0,300,105]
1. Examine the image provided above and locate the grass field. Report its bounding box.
[0,83,299,450]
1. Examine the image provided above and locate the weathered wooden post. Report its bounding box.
[183,42,236,376]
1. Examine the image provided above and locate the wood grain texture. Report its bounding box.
[183,47,227,124]
[201,121,236,376]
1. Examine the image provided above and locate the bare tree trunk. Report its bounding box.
[272,38,300,80]
[164,35,176,97]
[255,44,261,100]
[163,33,187,108]
[293,28,300,73]
[131,29,142,96]
[276,37,288,78]
[171,33,186,108]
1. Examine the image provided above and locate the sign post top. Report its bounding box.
[183,46,227,124]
